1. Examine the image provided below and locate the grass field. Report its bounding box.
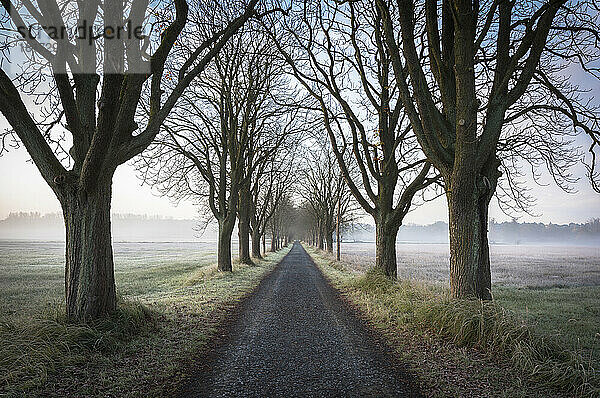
[307,245,600,397]
[0,240,289,397]
[1,240,598,396]
[341,242,600,287]
[495,286,600,361]
[340,241,600,369]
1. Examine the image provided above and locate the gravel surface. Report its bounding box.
[180,242,420,398]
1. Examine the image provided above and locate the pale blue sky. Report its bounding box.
[0,30,598,225]
[0,137,598,224]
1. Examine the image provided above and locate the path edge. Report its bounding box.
[299,242,425,398]
[175,246,295,397]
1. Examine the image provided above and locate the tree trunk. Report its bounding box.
[374,220,399,279]
[446,162,498,300]
[217,218,235,272]
[270,229,276,252]
[444,2,494,300]
[336,200,341,261]
[251,229,262,259]
[477,193,492,299]
[317,226,324,250]
[262,234,266,255]
[325,232,333,254]
[447,188,479,298]
[61,179,116,322]
[237,186,252,264]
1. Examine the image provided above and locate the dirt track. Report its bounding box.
[180,242,420,397]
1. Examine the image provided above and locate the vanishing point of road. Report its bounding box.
[180,242,421,398]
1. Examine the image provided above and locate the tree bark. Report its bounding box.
[237,185,252,264]
[325,232,333,254]
[336,200,341,261]
[447,185,480,299]
[374,219,399,279]
[476,193,492,299]
[61,178,116,322]
[317,225,324,250]
[446,160,499,300]
[217,217,235,272]
[270,229,276,252]
[251,229,262,259]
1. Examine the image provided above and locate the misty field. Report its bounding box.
[340,242,600,287]
[0,240,598,396]
[1,240,598,324]
[0,239,292,397]
[2,240,598,353]
[338,242,600,373]
[0,240,236,320]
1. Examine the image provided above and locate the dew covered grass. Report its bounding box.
[0,240,290,397]
[308,245,600,397]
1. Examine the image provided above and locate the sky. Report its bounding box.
[0,139,598,224]
[0,146,196,220]
[1,84,598,226]
[0,8,598,226]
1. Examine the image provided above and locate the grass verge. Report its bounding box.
[0,246,290,397]
[305,245,599,398]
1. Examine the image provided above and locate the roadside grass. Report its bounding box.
[494,286,600,360]
[0,245,290,397]
[305,245,599,398]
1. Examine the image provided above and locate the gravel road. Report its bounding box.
[180,242,421,397]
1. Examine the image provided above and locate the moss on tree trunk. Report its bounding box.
[62,179,116,322]
[375,220,399,279]
[218,218,235,272]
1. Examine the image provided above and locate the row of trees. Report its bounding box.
[136,19,300,271]
[296,137,356,256]
[1,0,599,323]
[0,0,292,321]
[267,0,600,299]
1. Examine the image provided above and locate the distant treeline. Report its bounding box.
[488,219,600,245]
[0,212,207,241]
[347,219,600,246]
[2,212,177,221]
[2,212,599,245]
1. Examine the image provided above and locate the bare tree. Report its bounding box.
[266,1,440,278]
[249,141,297,257]
[298,140,356,253]
[0,0,261,320]
[268,193,294,251]
[374,0,600,298]
[236,52,300,264]
[137,21,292,271]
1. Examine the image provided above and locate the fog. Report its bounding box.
[342,220,600,247]
[0,213,214,242]
[2,212,599,247]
